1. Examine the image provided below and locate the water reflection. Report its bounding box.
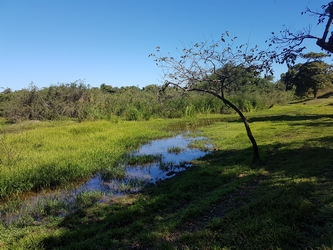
[81,134,212,195]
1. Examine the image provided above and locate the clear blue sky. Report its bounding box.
[0,0,330,91]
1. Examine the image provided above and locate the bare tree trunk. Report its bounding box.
[221,98,260,163]
[191,88,260,163]
[313,89,318,99]
[322,14,333,42]
[316,13,333,52]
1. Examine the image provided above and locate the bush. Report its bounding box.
[0,80,294,123]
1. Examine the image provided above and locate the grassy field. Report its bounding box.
[1,99,333,249]
[0,119,176,199]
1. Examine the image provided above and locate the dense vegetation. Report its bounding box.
[1,99,333,249]
[0,75,291,123]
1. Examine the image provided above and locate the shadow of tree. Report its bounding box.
[40,139,333,249]
[248,114,333,123]
[318,91,333,98]
[204,114,333,126]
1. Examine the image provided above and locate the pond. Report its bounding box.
[80,134,212,195]
[1,133,212,224]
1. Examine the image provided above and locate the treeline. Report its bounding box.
[2,51,333,123]
[0,78,291,123]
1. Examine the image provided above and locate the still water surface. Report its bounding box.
[80,134,212,195]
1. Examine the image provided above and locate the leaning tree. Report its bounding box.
[150,33,272,163]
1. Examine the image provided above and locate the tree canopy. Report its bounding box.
[150,33,275,162]
[280,52,333,99]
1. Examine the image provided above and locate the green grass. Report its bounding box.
[1,99,333,249]
[188,138,212,151]
[0,119,174,199]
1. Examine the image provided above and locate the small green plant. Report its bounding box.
[185,105,196,117]
[40,197,69,216]
[11,214,34,228]
[126,154,161,165]
[167,146,183,154]
[188,139,212,152]
[73,191,103,209]
[100,164,126,181]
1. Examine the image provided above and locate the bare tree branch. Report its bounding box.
[150,33,267,162]
[268,1,333,64]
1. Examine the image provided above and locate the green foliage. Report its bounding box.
[280,52,333,99]
[301,52,328,60]
[0,81,90,122]
[100,83,116,93]
[1,75,293,123]
[296,61,333,98]
[0,89,11,117]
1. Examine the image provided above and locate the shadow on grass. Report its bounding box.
[211,114,333,126]
[247,114,333,123]
[318,91,333,99]
[40,141,333,249]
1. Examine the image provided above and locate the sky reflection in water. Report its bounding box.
[83,134,212,195]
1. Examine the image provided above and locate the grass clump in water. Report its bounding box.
[167,146,183,154]
[188,138,212,151]
[99,164,126,181]
[126,154,162,165]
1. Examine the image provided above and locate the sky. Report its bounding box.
[0,0,331,91]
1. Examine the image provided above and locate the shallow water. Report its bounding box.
[79,134,212,195]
